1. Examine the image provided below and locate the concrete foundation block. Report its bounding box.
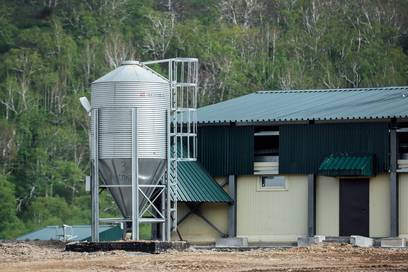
[381,238,406,248]
[323,236,350,244]
[314,235,326,243]
[297,236,325,247]
[215,237,248,248]
[65,240,190,253]
[350,235,374,247]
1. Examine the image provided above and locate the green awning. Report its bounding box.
[319,154,374,177]
[176,160,232,203]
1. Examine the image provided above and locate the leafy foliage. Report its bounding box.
[0,0,407,238]
[0,175,24,238]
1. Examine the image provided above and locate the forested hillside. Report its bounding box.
[0,0,407,239]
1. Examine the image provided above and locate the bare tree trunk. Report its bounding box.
[104,33,136,68]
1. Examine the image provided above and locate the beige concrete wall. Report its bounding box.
[171,176,229,243]
[172,202,229,243]
[316,176,339,236]
[174,173,394,243]
[399,174,408,238]
[214,176,228,191]
[369,175,390,237]
[236,175,308,242]
[316,175,390,237]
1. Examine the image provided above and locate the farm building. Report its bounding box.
[17,225,122,242]
[172,86,408,244]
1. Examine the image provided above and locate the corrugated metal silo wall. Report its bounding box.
[279,123,390,174]
[198,125,254,176]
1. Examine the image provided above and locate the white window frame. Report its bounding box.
[257,175,288,191]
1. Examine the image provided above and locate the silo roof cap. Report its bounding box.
[121,60,140,65]
[92,60,168,84]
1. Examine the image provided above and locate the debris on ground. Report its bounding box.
[1,241,408,271]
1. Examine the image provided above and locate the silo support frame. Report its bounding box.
[91,107,167,241]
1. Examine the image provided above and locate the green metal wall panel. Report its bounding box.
[97,225,123,241]
[228,126,255,174]
[279,123,389,174]
[198,126,254,176]
[198,126,228,176]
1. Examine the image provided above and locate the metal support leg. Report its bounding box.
[91,109,99,242]
[228,175,237,237]
[307,174,316,236]
[166,61,173,243]
[161,177,166,241]
[131,108,139,240]
[390,128,399,237]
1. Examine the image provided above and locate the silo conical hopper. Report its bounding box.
[91,61,169,218]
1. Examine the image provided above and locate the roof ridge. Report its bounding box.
[256,86,408,94]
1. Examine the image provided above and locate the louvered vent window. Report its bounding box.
[254,127,279,175]
[398,127,408,172]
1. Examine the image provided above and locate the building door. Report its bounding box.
[339,178,369,236]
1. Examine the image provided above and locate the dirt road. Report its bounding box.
[1,241,408,271]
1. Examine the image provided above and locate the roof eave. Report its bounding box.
[197,116,408,126]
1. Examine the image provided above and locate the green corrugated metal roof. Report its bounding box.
[197,86,408,123]
[16,225,122,241]
[319,154,373,176]
[176,160,232,202]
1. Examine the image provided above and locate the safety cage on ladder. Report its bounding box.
[143,58,198,237]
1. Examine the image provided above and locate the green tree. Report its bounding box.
[0,175,24,239]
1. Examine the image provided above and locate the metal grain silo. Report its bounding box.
[90,60,169,218]
[85,58,198,242]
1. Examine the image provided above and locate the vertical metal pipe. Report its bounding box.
[228,175,237,237]
[307,174,316,236]
[131,108,139,240]
[166,60,172,241]
[390,128,399,237]
[91,109,99,242]
[161,175,166,241]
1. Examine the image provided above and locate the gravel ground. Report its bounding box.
[1,241,408,271]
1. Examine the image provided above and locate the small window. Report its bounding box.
[260,176,286,190]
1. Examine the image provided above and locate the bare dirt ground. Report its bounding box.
[1,241,408,272]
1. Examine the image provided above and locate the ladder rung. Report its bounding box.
[100,185,131,188]
[176,158,197,162]
[139,218,166,223]
[169,133,197,137]
[99,218,131,223]
[172,108,197,112]
[175,83,197,87]
[139,184,166,188]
